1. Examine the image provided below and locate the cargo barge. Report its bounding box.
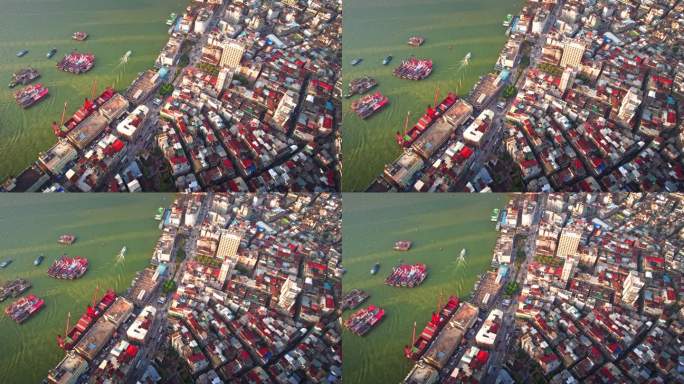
[47,255,88,280]
[344,305,385,336]
[345,76,378,98]
[404,296,460,360]
[395,93,458,147]
[351,91,389,119]
[57,51,95,74]
[52,87,115,137]
[14,83,49,109]
[341,289,370,311]
[8,67,40,88]
[57,289,117,350]
[393,57,433,81]
[0,279,31,302]
[4,294,45,324]
[385,263,428,288]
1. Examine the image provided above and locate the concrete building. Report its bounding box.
[278,276,302,313]
[475,309,503,348]
[561,256,577,284]
[560,40,585,68]
[47,352,89,384]
[218,257,234,286]
[220,39,245,69]
[622,271,644,306]
[556,228,581,258]
[216,230,242,259]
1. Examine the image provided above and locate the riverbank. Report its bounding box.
[0,0,184,181]
[342,193,508,383]
[0,194,171,384]
[342,0,524,191]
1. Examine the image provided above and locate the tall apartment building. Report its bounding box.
[556,227,581,258]
[622,271,645,306]
[216,230,242,260]
[560,40,585,68]
[220,39,245,69]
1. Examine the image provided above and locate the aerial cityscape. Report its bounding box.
[1,0,341,192]
[344,193,684,384]
[0,193,342,383]
[346,0,684,192]
[3,0,684,382]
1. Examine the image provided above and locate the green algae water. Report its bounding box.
[0,194,172,384]
[0,0,185,181]
[342,193,509,384]
[342,0,524,191]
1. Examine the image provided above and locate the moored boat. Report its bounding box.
[396,92,458,147]
[346,76,378,97]
[404,296,460,360]
[4,294,45,324]
[34,254,45,266]
[47,255,88,280]
[56,51,95,74]
[351,91,389,119]
[72,31,88,41]
[8,67,40,88]
[0,279,31,302]
[341,289,370,310]
[58,234,76,245]
[385,263,428,288]
[57,289,117,350]
[394,240,412,251]
[393,57,433,81]
[14,83,49,109]
[407,36,425,47]
[344,305,385,336]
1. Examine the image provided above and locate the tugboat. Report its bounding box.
[16,50,29,57]
[72,32,89,41]
[370,263,380,275]
[47,48,57,59]
[350,58,363,66]
[394,240,412,251]
[34,254,45,266]
[383,55,393,65]
[0,259,12,269]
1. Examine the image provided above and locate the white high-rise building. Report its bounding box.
[622,271,644,306]
[561,257,577,283]
[218,258,234,286]
[278,277,301,312]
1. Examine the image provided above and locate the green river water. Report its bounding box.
[0,0,184,182]
[0,194,172,383]
[341,0,524,191]
[342,193,508,384]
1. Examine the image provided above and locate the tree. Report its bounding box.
[159,83,174,97]
[503,85,517,99]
